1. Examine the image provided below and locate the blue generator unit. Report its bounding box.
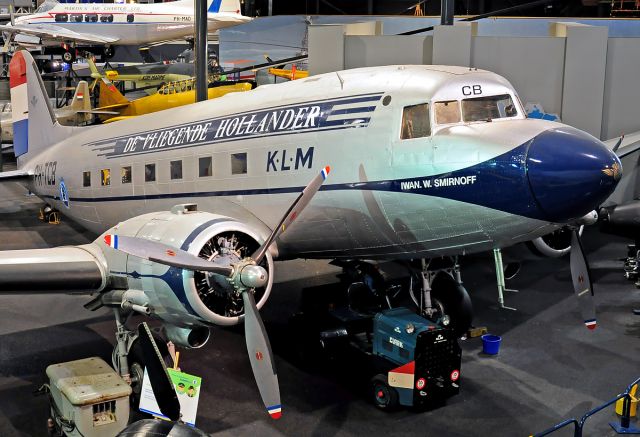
[370,307,462,410]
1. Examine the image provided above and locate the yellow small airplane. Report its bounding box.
[268,64,308,81]
[87,57,193,93]
[97,77,253,123]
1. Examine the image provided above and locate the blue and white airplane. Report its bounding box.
[0,0,249,61]
[0,50,621,419]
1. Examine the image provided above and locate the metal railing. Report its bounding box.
[533,376,640,437]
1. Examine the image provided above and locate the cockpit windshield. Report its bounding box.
[35,0,58,14]
[461,94,517,122]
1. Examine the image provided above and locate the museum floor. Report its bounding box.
[0,180,638,437]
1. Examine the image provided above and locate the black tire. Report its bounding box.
[104,46,115,59]
[371,374,399,411]
[126,336,171,414]
[430,272,473,337]
[62,50,75,64]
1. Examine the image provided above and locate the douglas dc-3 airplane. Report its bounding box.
[0,0,249,62]
[0,51,622,419]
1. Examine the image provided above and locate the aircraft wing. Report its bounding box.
[0,23,120,45]
[0,169,31,181]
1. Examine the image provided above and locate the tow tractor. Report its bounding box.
[291,276,462,410]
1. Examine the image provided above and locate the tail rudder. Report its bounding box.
[87,56,101,79]
[208,0,242,14]
[9,50,70,163]
[69,81,91,113]
[98,78,129,108]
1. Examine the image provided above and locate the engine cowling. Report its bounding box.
[97,204,274,328]
[527,225,584,258]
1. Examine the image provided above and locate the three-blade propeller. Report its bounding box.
[569,230,597,330]
[105,166,330,419]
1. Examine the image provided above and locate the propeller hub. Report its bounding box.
[238,262,269,289]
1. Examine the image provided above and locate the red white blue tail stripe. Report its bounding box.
[267,404,281,419]
[9,52,28,157]
[104,234,119,249]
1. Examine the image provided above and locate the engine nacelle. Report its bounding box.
[97,204,274,328]
[527,225,584,258]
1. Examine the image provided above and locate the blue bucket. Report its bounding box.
[481,334,502,355]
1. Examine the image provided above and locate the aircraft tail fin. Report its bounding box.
[87,56,101,79]
[98,78,129,108]
[69,81,92,113]
[9,50,71,164]
[207,0,242,14]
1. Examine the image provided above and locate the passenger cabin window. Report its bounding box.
[401,103,430,140]
[82,171,91,187]
[199,157,212,177]
[145,164,156,182]
[231,153,247,175]
[101,169,111,186]
[100,14,114,23]
[121,166,132,184]
[71,14,83,23]
[54,14,68,22]
[170,160,183,180]
[85,14,98,22]
[435,100,461,125]
[127,14,135,23]
[462,94,517,122]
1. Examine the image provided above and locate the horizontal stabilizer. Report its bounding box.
[0,169,31,181]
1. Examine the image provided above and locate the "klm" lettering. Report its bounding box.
[267,147,314,172]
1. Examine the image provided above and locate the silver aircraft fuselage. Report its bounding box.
[18,65,620,260]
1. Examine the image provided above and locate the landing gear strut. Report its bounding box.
[408,257,473,337]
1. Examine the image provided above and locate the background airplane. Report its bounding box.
[0,50,621,418]
[0,81,95,143]
[87,56,194,93]
[0,0,250,62]
[96,77,252,123]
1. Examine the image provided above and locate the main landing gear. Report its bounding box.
[110,308,171,410]
[339,257,473,338]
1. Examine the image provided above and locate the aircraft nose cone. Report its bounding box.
[526,127,621,223]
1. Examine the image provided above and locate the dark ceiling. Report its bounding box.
[244,1,613,19]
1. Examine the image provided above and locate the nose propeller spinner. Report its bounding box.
[105,166,331,419]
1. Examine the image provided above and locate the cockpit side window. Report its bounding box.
[401,103,430,140]
[462,94,517,122]
[435,100,461,125]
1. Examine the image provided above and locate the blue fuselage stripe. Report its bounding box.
[45,142,549,220]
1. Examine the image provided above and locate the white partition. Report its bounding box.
[471,37,566,118]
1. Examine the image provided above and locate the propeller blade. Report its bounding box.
[137,323,181,421]
[242,291,281,419]
[570,230,597,330]
[612,134,624,153]
[252,166,330,264]
[104,234,233,276]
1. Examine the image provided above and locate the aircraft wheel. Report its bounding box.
[62,50,75,65]
[430,273,473,337]
[118,336,171,414]
[411,272,473,337]
[104,46,115,59]
[371,374,398,411]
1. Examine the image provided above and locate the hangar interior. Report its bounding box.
[0,1,639,436]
